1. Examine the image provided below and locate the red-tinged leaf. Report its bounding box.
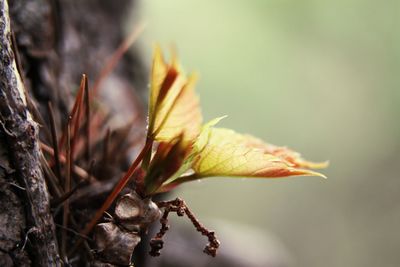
[148,45,168,124]
[240,134,329,169]
[143,136,190,195]
[191,127,326,179]
[163,126,326,188]
[147,47,202,144]
[153,74,202,144]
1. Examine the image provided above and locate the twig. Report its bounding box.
[151,198,220,257]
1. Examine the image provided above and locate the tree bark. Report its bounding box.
[1,0,145,265]
[0,1,61,265]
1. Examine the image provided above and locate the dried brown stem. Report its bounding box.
[151,198,220,257]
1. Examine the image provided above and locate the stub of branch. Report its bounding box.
[114,191,161,229]
[0,1,61,266]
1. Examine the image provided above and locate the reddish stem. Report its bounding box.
[70,75,87,160]
[58,77,86,154]
[84,77,90,163]
[80,139,152,237]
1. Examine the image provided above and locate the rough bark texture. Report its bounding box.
[0,1,61,265]
[1,0,146,265]
[0,135,31,267]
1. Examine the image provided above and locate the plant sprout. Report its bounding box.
[42,44,327,265]
[84,45,326,261]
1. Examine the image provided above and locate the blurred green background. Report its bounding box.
[131,1,400,266]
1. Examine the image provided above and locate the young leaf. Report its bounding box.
[193,116,227,153]
[158,116,227,188]
[148,45,168,127]
[238,134,329,169]
[147,47,202,144]
[164,127,326,188]
[153,74,202,144]
[192,127,326,178]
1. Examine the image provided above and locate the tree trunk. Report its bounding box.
[0,0,145,265]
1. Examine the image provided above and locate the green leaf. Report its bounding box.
[191,127,326,178]
[148,45,167,130]
[193,116,227,153]
[160,116,228,187]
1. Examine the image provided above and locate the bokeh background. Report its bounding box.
[129,1,400,266]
